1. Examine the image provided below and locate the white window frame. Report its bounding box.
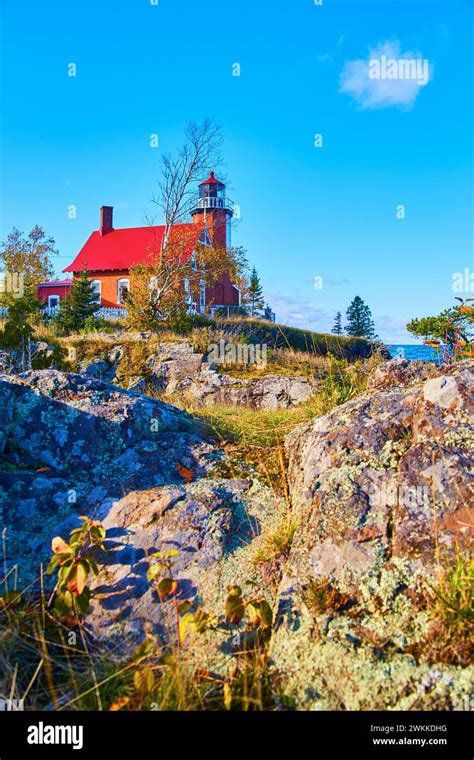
[48,295,60,309]
[117,278,129,304]
[90,279,101,304]
[232,284,241,306]
[199,279,206,313]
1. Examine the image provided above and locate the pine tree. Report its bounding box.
[54,270,99,334]
[332,311,343,335]
[248,266,264,317]
[345,296,377,339]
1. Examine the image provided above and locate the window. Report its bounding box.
[90,280,101,304]
[48,295,60,309]
[117,278,129,304]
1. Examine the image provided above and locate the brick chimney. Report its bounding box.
[100,206,113,236]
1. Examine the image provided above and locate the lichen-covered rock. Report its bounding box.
[179,370,317,410]
[0,370,197,483]
[2,360,471,708]
[77,358,111,379]
[367,357,439,391]
[146,342,206,394]
[142,341,317,409]
[285,360,473,579]
[74,340,318,410]
[0,369,285,663]
[0,369,216,583]
[88,477,284,655]
[270,360,474,709]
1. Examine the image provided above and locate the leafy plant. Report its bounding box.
[147,549,179,602]
[225,584,273,632]
[46,516,106,617]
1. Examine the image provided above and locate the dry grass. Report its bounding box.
[252,517,298,566]
[302,579,355,616]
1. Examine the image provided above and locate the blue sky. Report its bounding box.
[1,0,472,342]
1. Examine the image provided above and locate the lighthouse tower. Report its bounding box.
[190,171,233,249]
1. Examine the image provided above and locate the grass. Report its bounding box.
[432,550,473,630]
[156,354,374,497]
[252,517,298,566]
[214,316,376,360]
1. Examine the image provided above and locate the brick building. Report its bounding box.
[39,172,241,312]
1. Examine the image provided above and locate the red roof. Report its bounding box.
[63,223,200,273]
[199,170,224,186]
[37,279,72,287]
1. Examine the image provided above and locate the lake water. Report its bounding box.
[388,344,440,362]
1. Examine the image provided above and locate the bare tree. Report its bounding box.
[151,119,223,252]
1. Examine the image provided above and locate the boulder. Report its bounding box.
[269,360,474,709]
[367,357,438,391]
[78,359,111,379]
[284,360,473,583]
[87,477,283,655]
[0,370,209,488]
[144,341,318,409]
[0,369,285,659]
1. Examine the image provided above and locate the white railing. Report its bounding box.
[38,306,127,320]
[41,306,60,318]
[194,196,234,211]
[209,305,276,322]
[99,307,127,320]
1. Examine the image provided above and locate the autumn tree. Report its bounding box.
[345,296,377,339]
[0,226,57,287]
[0,284,42,370]
[125,226,248,331]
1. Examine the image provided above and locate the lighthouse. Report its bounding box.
[190,171,233,249]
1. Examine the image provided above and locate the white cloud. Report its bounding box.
[265,291,331,332]
[339,40,432,111]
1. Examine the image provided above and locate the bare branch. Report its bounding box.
[151,119,224,251]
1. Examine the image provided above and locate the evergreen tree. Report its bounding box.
[332,311,343,335]
[345,296,377,339]
[248,266,264,317]
[54,270,99,334]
